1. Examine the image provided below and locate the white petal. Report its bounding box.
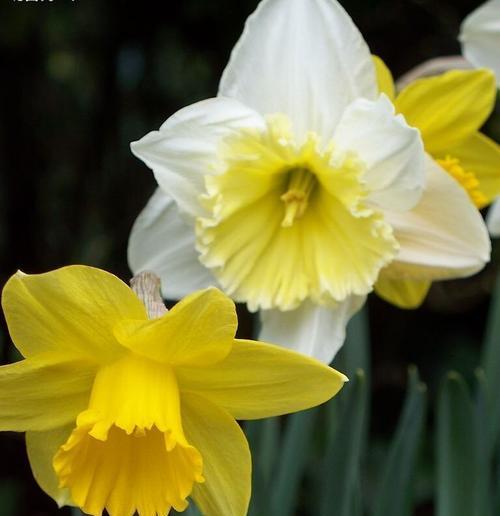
[487,198,500,237]
[334,95,425,211]
[382,157,491,279]
[128,188,216,299]
[131,97,265,217]
[460,0,500,84]
[259,297,366,364]
[219,0,377,142]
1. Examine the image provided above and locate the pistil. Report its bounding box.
[280,167,316,227]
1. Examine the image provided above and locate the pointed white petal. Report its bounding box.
[128,188,216,299]
[131,97,265,217]
[219,0,377,142]
[460,0,500,83]
[259,297,366,364]
[334,95,425,211]
[487,198,500,237]
[383,157,490,279]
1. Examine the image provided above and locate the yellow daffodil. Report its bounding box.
[0,265,346,516]
[373,57,500,308]
[129,0,489,363]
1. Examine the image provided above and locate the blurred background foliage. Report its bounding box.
[1,0,499,514]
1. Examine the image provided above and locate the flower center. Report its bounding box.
[53,355,204,516]
[436,155,487,208]
[196,114,398,311]
[280,167,317,227]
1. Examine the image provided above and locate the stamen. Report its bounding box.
[437,155,487,208]
[280,167,316,227]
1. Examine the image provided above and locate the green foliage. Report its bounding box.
[206,238,500,516]
[0,481,20,516]
[234,272,500,516]
[436,372,477,516]
[373,368,426,516]
[481,273,500,456]
[268,409,320,516]
[319,370,367,516]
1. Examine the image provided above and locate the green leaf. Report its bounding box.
[0,481,21,516]
[246,418,280,516]
[492,457,500,514]
[372,367,426,516]
[474,369,492,516]
[269,408,319,516]
[184,504,202,516]
[256,417,280,486]
[172,503,202,516]
[436,372,476,516]
[331,305,371,451]
[481,273,500,456]
[335,306,370,378]
[319,369,367,516]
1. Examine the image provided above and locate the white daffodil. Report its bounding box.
[129,0,489,364]
[460,0,500,85]
[460,0,500,237]
[487,200,500,236]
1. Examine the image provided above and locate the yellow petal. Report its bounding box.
[372,55,395,101]
[395,69,496,155]
[177,339,347,420]
[114,288,237,367]
[0,357,95,431]
[26,426,74,507]
[446,132,500,205]
[2,266,147,361]
[375,276,431,309]
[182,392,251,516]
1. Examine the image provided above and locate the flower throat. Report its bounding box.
[280,167,317,227]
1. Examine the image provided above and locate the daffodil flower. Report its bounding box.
[0,265,346,516]
[459,0,500,236]
[373,58,499,308]
[129,0,489,363]
[460,0,500,83]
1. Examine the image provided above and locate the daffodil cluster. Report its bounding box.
[129,0,490,363]
[0,266,345,516]
[2,0,500,515]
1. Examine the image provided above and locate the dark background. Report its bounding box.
[0,0,497,514]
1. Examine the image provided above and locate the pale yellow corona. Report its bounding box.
[197,116,398,312]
